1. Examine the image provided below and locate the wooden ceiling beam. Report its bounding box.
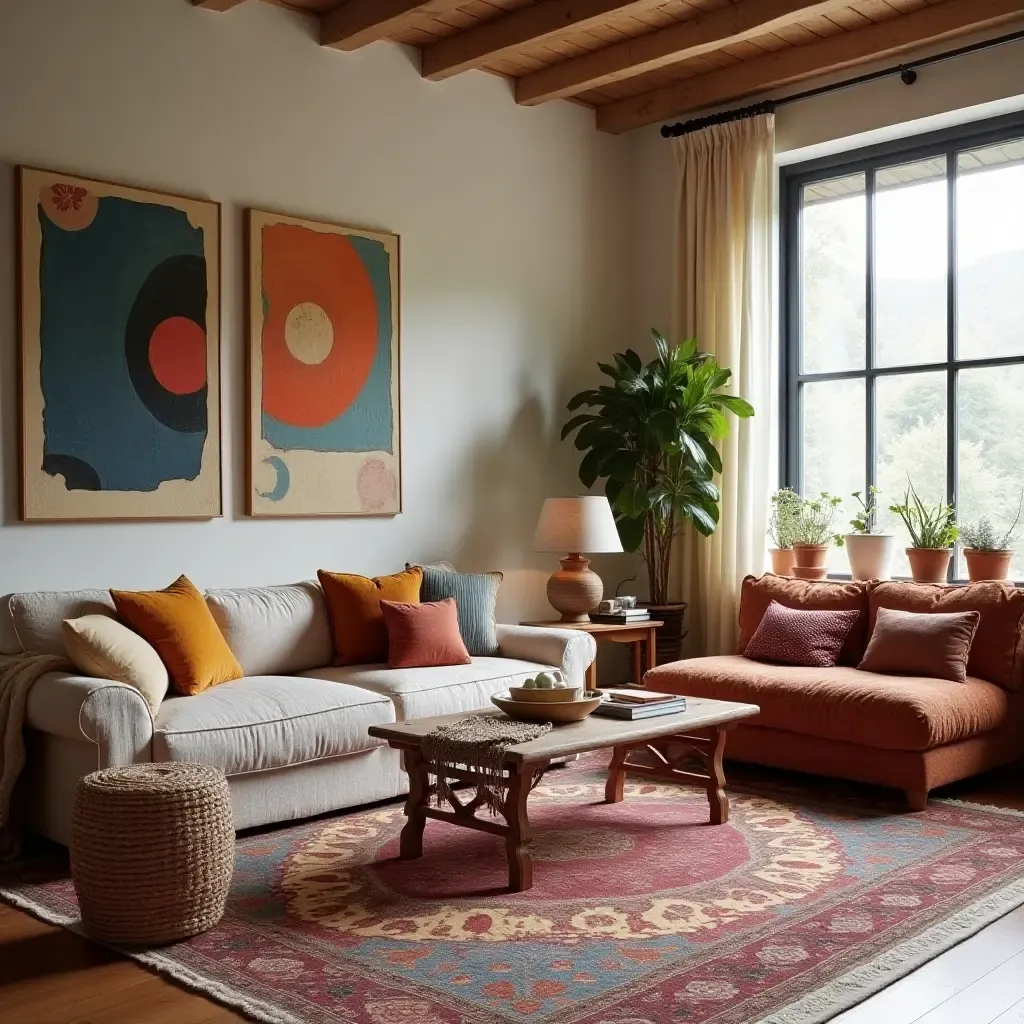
[596,0,1024,133]
[421,0,651,82]
[516,0,855,106]
[192,0,249,10]
[321,0,467,51]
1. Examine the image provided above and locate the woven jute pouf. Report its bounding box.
[71,762,234,946]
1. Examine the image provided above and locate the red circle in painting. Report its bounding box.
[260,223,378,428]
[148,316,207,396]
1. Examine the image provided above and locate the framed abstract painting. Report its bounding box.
[18,166,221,521]
[246,209,401,517]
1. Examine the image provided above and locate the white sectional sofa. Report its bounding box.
[1,582,596,845]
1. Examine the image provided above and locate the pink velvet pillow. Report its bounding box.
[380,598,471,669]
[744,600,860,668]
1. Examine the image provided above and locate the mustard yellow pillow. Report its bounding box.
[318,567,422,666]
[110,576,243,696]
[62,614,169,716]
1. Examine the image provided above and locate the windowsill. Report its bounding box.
[825,573,1024,587]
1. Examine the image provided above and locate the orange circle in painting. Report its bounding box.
[261,223,378,429]
[39,183,99,231]
[148,316,208,395]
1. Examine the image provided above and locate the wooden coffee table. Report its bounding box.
[368,697,759,892]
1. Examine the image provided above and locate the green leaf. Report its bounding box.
[603,449,639,481]
[716,394,755,418]
[560,414,595,440]
[683,503,717,535]
[616,515,646,553]
[616,480,650,519]
[578,449,602,489]
[566,390,598,412]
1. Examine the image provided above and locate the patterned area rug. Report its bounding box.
[4,756,1024,1024]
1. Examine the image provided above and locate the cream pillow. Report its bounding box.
[62,614,169,716]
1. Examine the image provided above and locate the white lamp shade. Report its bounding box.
[533,496,624,554]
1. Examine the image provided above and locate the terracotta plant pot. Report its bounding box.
[769,548,796,576]
[792,544,829,569]
[964,549,1012,582]
[791,566,828,580]
[845,533,896,581]
[906,547,952,585]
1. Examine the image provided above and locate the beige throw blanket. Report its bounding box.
[422,715,552,816]
[0,653,72,856]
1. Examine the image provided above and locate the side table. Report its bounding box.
[519,619,663,691]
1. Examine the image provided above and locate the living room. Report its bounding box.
[2,0,1024,1022]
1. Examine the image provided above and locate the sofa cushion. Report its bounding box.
[381,598,471,668]
[205,582,332,676]
[870,581,1024,691]
[152,676,393,776]
[744,601,860,668]
[420,566,502,656]
[645,655,1008,752]
[299,657,550,721]
[859,607,980,684]
[738,576,871,665]
[10,589,116,656]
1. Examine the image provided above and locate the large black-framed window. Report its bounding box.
[780,111,1024,581]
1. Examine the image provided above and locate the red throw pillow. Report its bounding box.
[744,600,860,668]
[380,598,472,669]
[859,606,981,683]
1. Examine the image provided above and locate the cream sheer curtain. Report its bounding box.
[674,113,775,656]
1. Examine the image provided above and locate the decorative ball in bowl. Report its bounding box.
[492,692,602,724]
[508,671,580,703]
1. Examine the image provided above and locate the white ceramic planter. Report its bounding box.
[845,533,895,581]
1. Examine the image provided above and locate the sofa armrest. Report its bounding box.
[26,671,153,768]
[494,625,597,688]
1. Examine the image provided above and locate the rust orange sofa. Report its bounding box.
[645,576,1024,810]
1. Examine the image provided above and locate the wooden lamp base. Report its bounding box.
[546,554,604,623]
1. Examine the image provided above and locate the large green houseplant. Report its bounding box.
[562,330,754,655]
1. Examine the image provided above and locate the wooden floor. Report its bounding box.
[2,765,1023,1024]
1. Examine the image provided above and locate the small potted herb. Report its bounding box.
[890,482,958,584]
[768,488,801,576]
[790,491,844,580]
[845,486,895,581]
[961,495,1022,582]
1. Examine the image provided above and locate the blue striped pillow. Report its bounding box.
[420,568,502,657]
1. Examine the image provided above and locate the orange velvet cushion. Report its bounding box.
[737,575,872,665]
[870,581,1024,690]
[318,567,423,666]
[859,607,981,683]
[380,598,471,669]
[110,575,244,696]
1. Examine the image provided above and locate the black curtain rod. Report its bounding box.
[661,27,1024,139]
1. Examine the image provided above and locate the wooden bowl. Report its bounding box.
[508,685,582,703]
[492,693,602,724]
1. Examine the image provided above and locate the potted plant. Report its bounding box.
[768,488,801,576]
[845,486,895,581]
[789,491,844,580]
[890,482,958,584]
[562,329,754,664]
[961,495,1022,582]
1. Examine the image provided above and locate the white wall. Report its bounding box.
[0,0,637,621]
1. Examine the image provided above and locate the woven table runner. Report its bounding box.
[422,715,552,815]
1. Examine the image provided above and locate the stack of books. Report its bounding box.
[593,688,687,719]
[588,607,651,625]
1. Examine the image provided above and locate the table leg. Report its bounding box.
[503,764,534,892]
[707,727,729,825]
[646,626,657,673]
[631,641,642,686]
[585,659,598,692]
[605,745,627,803]
[399,747,429,859]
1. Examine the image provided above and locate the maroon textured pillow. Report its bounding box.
[859,606,981,683]
[380,598,471,669]
[744,601,860,668]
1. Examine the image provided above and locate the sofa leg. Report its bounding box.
[905,789,929,812]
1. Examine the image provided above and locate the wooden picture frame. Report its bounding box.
[246,208,401,517]
[17,166,222,521]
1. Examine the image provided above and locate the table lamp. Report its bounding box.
[533,496,623,622]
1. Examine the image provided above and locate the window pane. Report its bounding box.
[874,158,947,367]
[802,379,865,572]
[957,140,1024,359]
[875,372,947,577]
[958,366,1024,579]
[801,174,865,374]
